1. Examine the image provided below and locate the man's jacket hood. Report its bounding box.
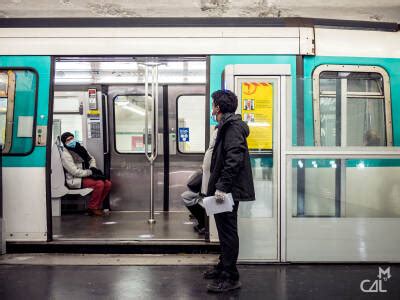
[219,113,250,138]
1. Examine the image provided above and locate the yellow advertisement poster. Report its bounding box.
[241,82,273,150]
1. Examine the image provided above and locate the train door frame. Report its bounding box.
[106,82,207,237]
[221,63,292,262]
[48,56,210,243]
[49,82,109,238]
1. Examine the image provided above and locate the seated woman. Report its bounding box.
[60,132,111,216]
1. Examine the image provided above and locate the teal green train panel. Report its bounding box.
[209,55,297,144]
[0,56,51,167]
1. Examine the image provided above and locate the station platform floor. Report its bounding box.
[0,254,399,299]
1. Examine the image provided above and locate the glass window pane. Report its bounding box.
[320,97,339,146]
[9,70,37,154]
[0,71,11,151]
[245,156,273,218]
[54,96,81,113]
[291,159,338,217]
[346,159,400,217]
[53,114,84,143]
[177,95,205,153]
[347,72,383,94]
[319,72,342,147]
[320,74,337,93]
[115,95,151,153]
[320,71,383,94]
[239,155,275,260]
[0,72,8,97]
[290,158,400,218]
[0,97,7,146]
[347,98,386,146]
[317,70,387,147]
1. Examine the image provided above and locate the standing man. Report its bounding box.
[205,90,255,293]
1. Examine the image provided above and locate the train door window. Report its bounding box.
[313,65,392,147]
[0,72,10,151]
[177,95,205,153]
[0,69,37,154]
[53,115,83,142]
[114,95,152,153]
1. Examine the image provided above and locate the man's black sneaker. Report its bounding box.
[207,278,242,293]
[203,267,221,279]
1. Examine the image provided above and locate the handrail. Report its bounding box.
[141,63,161,224]
[153,65,159,161]
[102,93,109,155]
[144,65,158,163]
[144,65,149,161]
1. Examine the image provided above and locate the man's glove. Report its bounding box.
[215,190,226,204]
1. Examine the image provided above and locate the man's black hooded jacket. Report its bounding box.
[207,113,255,202]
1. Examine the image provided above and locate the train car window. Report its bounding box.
[53,92,84,145]
[54,95,81,113]
[0,69,37,155]
[52,115,83,144]
[313,66,392,147]
[114,95,152,153]
[177,95,206,154]
[0,71,11,152]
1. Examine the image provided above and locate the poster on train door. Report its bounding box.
[241,82,273,150]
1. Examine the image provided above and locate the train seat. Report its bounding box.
[51,138,93,217]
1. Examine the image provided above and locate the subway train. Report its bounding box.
[0,18,400,262]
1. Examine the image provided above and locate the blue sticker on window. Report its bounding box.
[179,128,190,142]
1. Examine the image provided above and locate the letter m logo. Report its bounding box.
[378,267,391,280]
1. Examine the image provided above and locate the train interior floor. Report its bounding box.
[52,211,204,240]
[0,256,399,299]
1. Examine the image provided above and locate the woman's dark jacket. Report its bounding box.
[207,113,255,201]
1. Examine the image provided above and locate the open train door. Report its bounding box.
[0,56,52,246]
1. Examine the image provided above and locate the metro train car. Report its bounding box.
[0,18,400,262]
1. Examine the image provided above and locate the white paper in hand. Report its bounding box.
[203,193,234,216]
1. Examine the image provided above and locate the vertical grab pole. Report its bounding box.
[149,65,159,224]
[142,63,160,225]
[148,65,156,224]
[154,65,159,160]
[144,66,149,160]
[144,65,156,224]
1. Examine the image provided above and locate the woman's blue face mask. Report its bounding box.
[66,139,77,148]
